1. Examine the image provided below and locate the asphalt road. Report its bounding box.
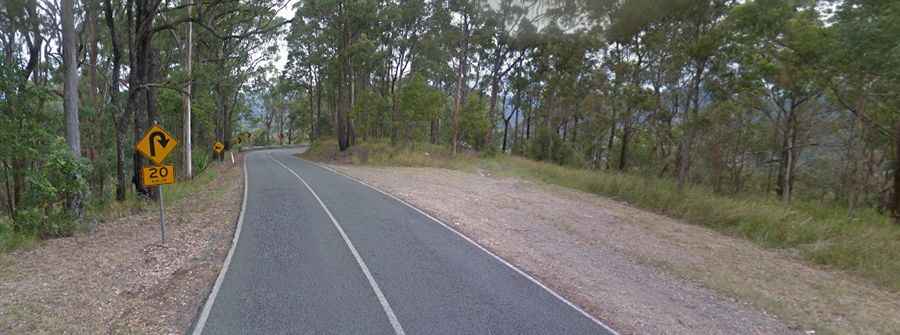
[194,149,616,335]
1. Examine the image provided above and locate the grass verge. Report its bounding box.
[0,219,37,253]
[303,139,900,291]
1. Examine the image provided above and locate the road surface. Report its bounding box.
[194,149,616,335]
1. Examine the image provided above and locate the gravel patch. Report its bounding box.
[329,164,900,335]
[0,160,243,335]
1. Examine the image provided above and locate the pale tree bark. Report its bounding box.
[62,0,81,157]
[62,0,83,216]
[182,0,193,179]
[780,113,797,204]
[451,13,470,155]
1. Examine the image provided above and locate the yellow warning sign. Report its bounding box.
[136,125,178,165]
[213,141,225,154]
[142,165,175,186]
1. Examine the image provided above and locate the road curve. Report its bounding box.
[194,148,616,335]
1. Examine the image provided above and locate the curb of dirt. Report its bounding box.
[306,159,622,335]
[188,153,249,335]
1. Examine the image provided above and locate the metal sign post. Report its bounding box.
[136,122,178,245]
[159,185,166,244]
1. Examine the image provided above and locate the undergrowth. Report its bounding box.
[1,162,225,253]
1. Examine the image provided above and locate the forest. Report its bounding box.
[279,0,899,219]
[1,0,899,244]
[1,0,288,239]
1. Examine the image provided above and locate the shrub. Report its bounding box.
[13,138,90,238]
[193,150,212,174]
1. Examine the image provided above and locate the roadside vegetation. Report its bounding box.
[304,139,900,292]
[285,0,900,296]
[0,161,245,334]
[0,158,221,253]
[1,0,284,254]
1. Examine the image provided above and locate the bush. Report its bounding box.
[527,128,583,167]
[12,138,90,238]
[0,217,36,252]
[193,150,212,174]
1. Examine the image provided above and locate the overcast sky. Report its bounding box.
[268,0,556,75]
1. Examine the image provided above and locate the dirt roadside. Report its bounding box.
[0,160,243,334]
[328,164,900,335]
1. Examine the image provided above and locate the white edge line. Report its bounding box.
[191,152,250,335]
[309,160,621,335]
[270,154,407,335]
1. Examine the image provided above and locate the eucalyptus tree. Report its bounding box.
[375,0,431,142]
[448,0,488,154]
[729,0,828,203]
[286,1,332,140]
[62,0,83,215]
[828,0,900,220]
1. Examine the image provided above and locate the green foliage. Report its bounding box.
[353,88,390,139]
[397,74,445,141]
[458,95,490,150]
[0,218,36,252]
[0,59,89,239]
[528,127,583,167]
[193,150,212,175]
[11,138,89,238]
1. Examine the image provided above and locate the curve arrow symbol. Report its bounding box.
[149,131,170,157]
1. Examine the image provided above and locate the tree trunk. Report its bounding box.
[502,119,510,153]
[86,0,103,194]
[336,7,351,152]
[677,62,705,191]
[525,109,531,140]
[782,121,796,204]
[892,119,900,223]
[128,0,159,199]
[148,48,160,124]
[451,13,470,155]
[390,79,400,143]
[618,117,630,171]
[182,0,193,179]
[104,0,127,201]
[512,106,520,153]
[430,117,439,144]
[62,0,80,157]
[485,75,501,148]
[62,0,83,216]
[572,114,578,143]
[776,108,798,204]
[606,115,616,170]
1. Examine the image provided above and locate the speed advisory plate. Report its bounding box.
[142,165,176,186]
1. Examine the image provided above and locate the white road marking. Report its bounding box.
[270,154,407,335]
[309,160,621,335]
[192,153,250,335]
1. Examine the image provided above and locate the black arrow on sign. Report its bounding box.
[149,131,170,157]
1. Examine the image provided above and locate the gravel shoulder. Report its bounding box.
[328,164,900,335]
[0,160,243,334]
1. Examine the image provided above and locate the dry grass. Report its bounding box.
[0,160,243,334]
[327,160,900,335]
[304,139,900,292]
